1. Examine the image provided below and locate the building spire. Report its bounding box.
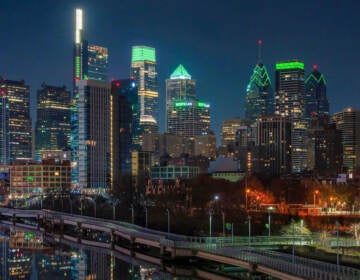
[257,39,262,64]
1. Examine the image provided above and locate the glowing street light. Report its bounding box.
[267,206,275,237]
[313,190,319,209]
[245,189,250,210]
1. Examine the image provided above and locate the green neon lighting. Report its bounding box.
[25,232,35,239]
[131,46,156,62]
[246,64,271,90]
[25,176,34,182]
[174,101,210,108]
[75,56,81,77]
[304,72,327,85]
[276,61,304,70]
[170,64,191,79]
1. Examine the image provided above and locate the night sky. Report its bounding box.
[1,0,360,141]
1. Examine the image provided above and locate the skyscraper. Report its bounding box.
[304,65,329,119]
[0,93,9,164]
[87,44,109,81]
[0,78,32,162]
[71,80,117,192]
[275,60,306,173]
[245,41,273,123]
[130,46,158,137]
[168,100,210,137]
[35,83,71,161]
[165,64,196,132]
[256,115,292,176]
[73,8,109,88]
[73,8,87,86]
[221,117,247,148]
[332,107,360,173]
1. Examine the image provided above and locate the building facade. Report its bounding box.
[275,60,306,173]
[165,64,196,132]
[245,63,273,123]
[87,45,109,82]
[167,100,210,137]
[304,65,329,119]
[332,107,360,173]
[256,115,292,176]
[0,78,32,162]
[0,94,9,164]
[130,46,158,138]
[35,83,71,162]
[71,80,117,193]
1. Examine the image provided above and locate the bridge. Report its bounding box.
[1,207,359,280]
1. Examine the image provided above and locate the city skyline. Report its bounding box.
[1,0,360,139]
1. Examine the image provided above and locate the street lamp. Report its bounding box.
[166,209,170,235]
[248,215,251,246]
[145,206,148,228]
[209,210,213,237]
[222,211,225,236]
[336,221,340,272]
[112,199,119,220]
[131,205,134,224]
[291,218,295,263]
[267,206,275,237]
[313,190,319,209]
[245,189,250,210]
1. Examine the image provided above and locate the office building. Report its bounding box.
[35,83,71,162]
[0,78,32,162]
[304,65,329,118]
[0,94,9,164]
[130,46,159,137]
[71,80,117,193]
[167,100,210,137]
[256,115,292,176]
[165,64,196,132]
[332,107,360,173]
[306,115,342,175]
[87,44,109,81]
[245,41,273,123]
[220,117,247,149]
[275,60,306,173]
[73,8,109,87]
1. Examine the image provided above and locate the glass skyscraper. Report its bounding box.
[275,61,306,173]
[87,44,109,81]
[165,64,196,132]
[245,63,273,123]
[0,93,9,164]
[130,46,158,137]
[0,78,32,162]
[304,65,329,119]
[35,83,71,162]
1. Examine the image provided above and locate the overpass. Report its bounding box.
[1,207,359,280]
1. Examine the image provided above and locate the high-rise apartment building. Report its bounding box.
[332,107,360,173]
[275,60,306,173]
[168,100,210,137]
[130,46,158,137]
[35,83,71,162]
[0,93,9,164]
[304,65,329,119]
[71,80,117,192]
[165,64,196,132]
[0,78,32,162]
[87,45,109,81]
[256,115,292,176]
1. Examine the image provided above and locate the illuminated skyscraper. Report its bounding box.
[304,65,329,119]
[88,44,109,81]
[275,60,306,173]
[332,107,360,173]
[168,100,210,137]
[73,8,87,86]
[73,9,109,87]
[130,46,158,137]
[0,93,9,164]
[0,78,32,162]
[256,115,292,176]
[71,80,117,192]
[165,64,196,132]
[35,83,71,162]
[245,41,273,123]
[220,117,247,148]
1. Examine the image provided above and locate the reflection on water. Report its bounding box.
[0,227,173,280]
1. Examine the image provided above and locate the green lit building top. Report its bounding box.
[131,46,156,62]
